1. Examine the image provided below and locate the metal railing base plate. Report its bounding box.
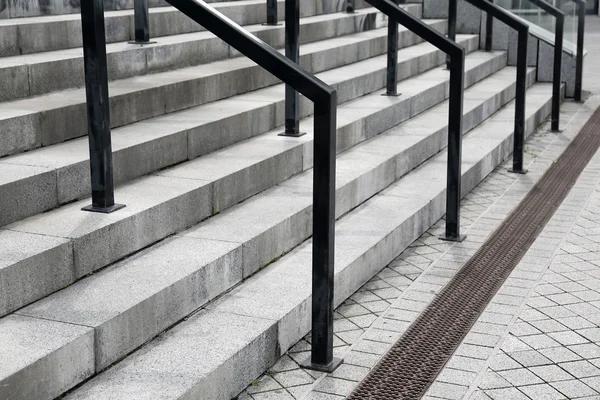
[301,357,343,373]
[81,204,126,214]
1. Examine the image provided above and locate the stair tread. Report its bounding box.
[6,60,523,380]
[60,83,554,400]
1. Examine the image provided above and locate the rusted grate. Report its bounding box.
[349,107,600,400]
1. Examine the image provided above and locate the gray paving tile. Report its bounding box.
[272,369,315,388]
[540,347,583,363]
[331,364,369,382]
[314,377,356,397]
[486,387,530,400]
[550,379,599,398]
[426,382,468,400]
[559,360,600,379]
[569,343,600,359]
[548,330,590,346]
[252,389,296,400]
[247,376,284,394]
[530,365,575,382]
[498,368,544,386]
[508,350,553,367]
[518,383,567,400]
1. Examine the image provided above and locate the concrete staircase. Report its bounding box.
[0,1,555,400]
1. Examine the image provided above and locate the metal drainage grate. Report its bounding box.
[348,107,600,400]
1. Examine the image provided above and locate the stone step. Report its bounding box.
[0,61,531,400]
[0,0,240,20]
[0,5,409,103]
[0,0,371,56]
[0,11,429,158]
[0,41,490,321]
[57,83,554,400]
[0,30,470,231]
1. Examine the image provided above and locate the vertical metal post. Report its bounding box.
[280,0,304,136]
[575,0,585,102]
[551,14,564,131]
[385,0,400,96]
[485,10,493,51]
[301,93,342,373]
[447,0,457,69]
[509,28,529,174]
[346,0,356,13]
[129,0,154,44]
[440,50,466,242]
[264,0,279,25]
[80,0,125,214]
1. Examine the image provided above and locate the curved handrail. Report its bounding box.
[166,0,334,101]
[461,0,529,175]
[364,0,466,241]
[164,0,339,372]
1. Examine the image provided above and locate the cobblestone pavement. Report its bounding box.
[233,98,600,400]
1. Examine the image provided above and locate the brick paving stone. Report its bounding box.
[508,350,554,367]
[486,387,530,400]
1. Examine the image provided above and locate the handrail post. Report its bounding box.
[130,0,155,44]
[385,0,400,96]
[80,0,125,214]
[551,13,564,131]
[441,49,466,242]
[346,0,356,13]
[447,0,457,69]
[280,0,304,137]
[509,27,529,174]
[575,0,585,102]
[264,0,279,25]
[301,93,341,373]
[485,1,494,51]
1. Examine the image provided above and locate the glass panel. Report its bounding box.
[493,0,578,54]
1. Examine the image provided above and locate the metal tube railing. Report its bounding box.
[281,0,303,136]
[130,0,153,44]
[166,0,340,372]
[80,0,125,214]
[453,0,529,174]
[265,0,279,25]
[81,0,340,372]
[486,1,494,51]
[386,0,401,96]
[527,0,564,132]
[573,0,585,101]
[347,0,356,13]
[363,0,466,242]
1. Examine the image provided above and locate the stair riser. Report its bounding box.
[0,47,493,322]
[13,57,514,379]
[0,8,395,103]
[165,92,554,400]
[3,1,374,56]
[0,24,452,230]
[0,16,435,159]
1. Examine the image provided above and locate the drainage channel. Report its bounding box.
[348,107,600,400]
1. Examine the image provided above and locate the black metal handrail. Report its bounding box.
[162,0,341,373]
[364,0,466,242]
[81,0,340,373]
[572,0,585,101]
[484,0,563,131]
[527,0,565,132]
[456,0,529,175]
